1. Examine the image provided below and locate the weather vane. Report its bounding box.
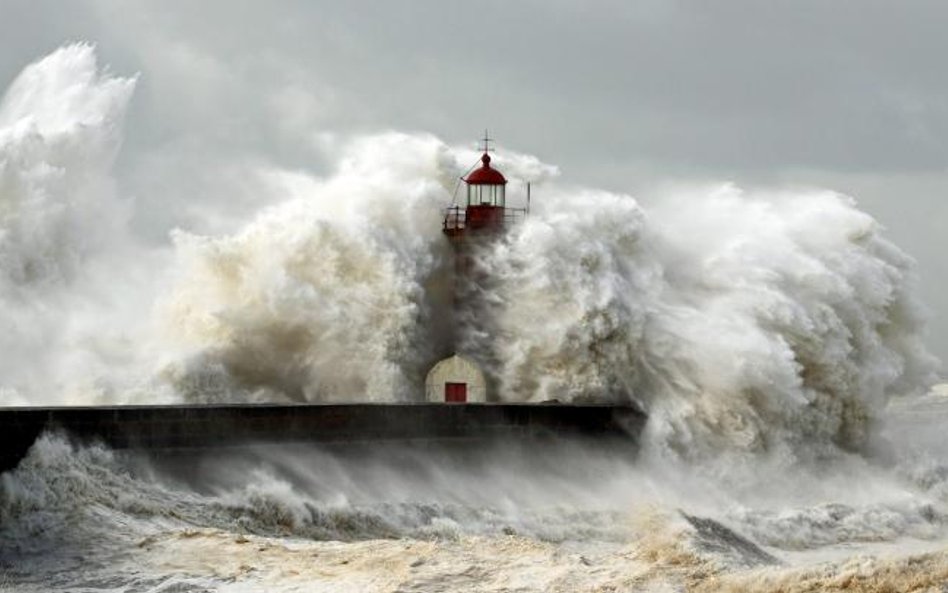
[478,129,494,153]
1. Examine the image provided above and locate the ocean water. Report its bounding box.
[3,393,948,592]
[1,44,947,592]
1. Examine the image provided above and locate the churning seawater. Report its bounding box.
[3,392,948,592]
[1,45,947,591]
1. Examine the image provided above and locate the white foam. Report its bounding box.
[0,45,938,463]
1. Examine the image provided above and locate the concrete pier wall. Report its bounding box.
[0,403,645,473]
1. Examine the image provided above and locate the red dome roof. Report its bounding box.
[465,153,507,185]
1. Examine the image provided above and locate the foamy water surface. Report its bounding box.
[2,394,948,592]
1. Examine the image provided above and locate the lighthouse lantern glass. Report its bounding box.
[467,184,505,207]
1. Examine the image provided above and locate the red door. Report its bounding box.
[445,382,467,403]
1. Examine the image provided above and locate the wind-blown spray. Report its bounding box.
[0,43,154,405]
[484,185,936,460]
[160,133,458,402]
[0,45,938,461]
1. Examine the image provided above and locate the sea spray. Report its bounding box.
[5,424,948,592]
[2,433,640,543]
[484,185,937,463]
[159,133,460,402]
[157,131,938,461]
[0,45,938,464]
[0,44,163,406]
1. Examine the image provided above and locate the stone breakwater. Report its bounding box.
[0,403,645,472]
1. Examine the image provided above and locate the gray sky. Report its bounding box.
[2,0,947,366]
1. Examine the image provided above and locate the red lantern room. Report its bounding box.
[462,152,506,231]
[443,132,526,243]
[466,153,507,204]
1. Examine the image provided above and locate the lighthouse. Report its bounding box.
[425,134,528,403]
[443,132,527,243]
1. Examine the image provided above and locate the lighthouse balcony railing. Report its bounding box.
[442,206,527,233]
[443,205,465,232]
[503,207,528,225]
